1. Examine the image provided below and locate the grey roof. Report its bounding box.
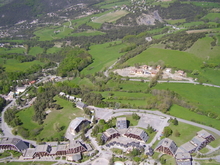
[178,142,197,153]
[35,144,51,153]
[57,144,67,151]
[71,153,82,161]
[197,130,214,139]
[156,138,178,155]
[176,152,191,160]
[23,148,35,158]
[69,140,85,150]
[104,128,119,137]
[176,161,192,165]
[126,127,148,141]
[70,117,87,130]
[116,117,127,129]
[0,137,28,151]
[190,136,206,147]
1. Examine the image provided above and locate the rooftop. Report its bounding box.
[126,127,144,136]
[197,130,213,139]
[70,117,87,130]
[105,128,119,137]
[178,142,196,153]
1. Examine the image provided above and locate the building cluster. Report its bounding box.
[101,117,151,154]
[155,130,215,165]
[130,65,161,76]
[0,137,92,162]
[67,117,90,136]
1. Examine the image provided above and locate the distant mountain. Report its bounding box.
[0,0,102,26]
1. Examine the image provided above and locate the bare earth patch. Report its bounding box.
[186,29,213,34]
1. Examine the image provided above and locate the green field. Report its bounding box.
[81,41,126,75]
[47,47,61,54]
[0,58,44,72]
[126,48,202,71]
[93,10,128,23]
[5,162,56,165]
[203,13,220,21]
[186,37,220,61]
[165,19,186,25]
[183,21,204,28]
[95,0,130,9]
[17,96,86,140]
[29,46,44,56]
[86,22,102,29]
[169,105,220,130]
[168,122,202,146]
[155,83,220,115]
[0,47,25,54]
[191,1,220,8]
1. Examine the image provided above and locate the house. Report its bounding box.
[165,68,171,73]
[0,137,29,153]
[76,102,87,110]
[136,69,144,74]
[69,96,75,101]
[34,144,52,158]
[190,136,207,151]
[142,65,148,70]
[124,127,148,142]
[68,140,87,153]
[145,37,152,42]
[155,138,178,156]
[101,128,120,143]
[23,148,36,160]
[68,117,90,136]
[196,130,215,143]
[66,153,82,162]
[16,86,26,94]
[177,70,185,76]
[175,152,192,165]
[116,117,127,129]
[130,69,137,75]
[177,142,197,154]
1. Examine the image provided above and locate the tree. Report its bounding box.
[174,130,180,137]
[81,133,87,141]
[173,118,178,125]
[163,126,172,137]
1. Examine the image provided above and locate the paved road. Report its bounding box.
[104,59,120,77]
[95,108,220,136]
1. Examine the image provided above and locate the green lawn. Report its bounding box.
[28,46,43,56]
[160,154,176,165]
[0,47,25,54]
[191,1,220,8]
[81,41,126,75]
[168,105,220,130]
[165,19,186,25]
[202,13,220,21]
[183,21,204,28]
[154,83,220,115]
[186,37,220,60]
[86,22,102,29]
[47,47,61,54]
[5,162,56,165]
[70,30,105,37]
[199,147,210,154]
[17,96,87,140]
[0,58,44,72]
[126,48,202,71]
[168,122,201,146]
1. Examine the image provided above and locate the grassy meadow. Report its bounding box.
[126,48,202,71]
[17,96,87,140]
[0,58,44,72]
[81,41,126,75]
[165,19,186,25]
[93,10,128,23]
[0,47,25,54]
[28,46,44,56]
[202,13,220,21]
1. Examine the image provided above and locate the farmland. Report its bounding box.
[126,48,202,71]
[81,41,126,75]
[93,10,128,23]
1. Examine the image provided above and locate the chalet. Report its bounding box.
[124,127,148,142]
[66,153,82,162]
[175,152,192,165]
[155,138,178,157]
[165,68,171,73]
[67,140,87,154]
[55,144,67,155]
[142,65,148,70]
[116,117,127,129]
[76,102,87,110]
[197,130,215,143]
[130,69,137,75]
[156,65,161,71]
[177,142,197,154]
[0,137,29,153]
[101,128,120,143]
[177,70,185,76]
[34,144,52,158]
[23,148,36,160]
[190,136,206,151]
[136,69,144,74]
[69,96,75,101]
[68,117,90,136]
[16,86,26,94]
